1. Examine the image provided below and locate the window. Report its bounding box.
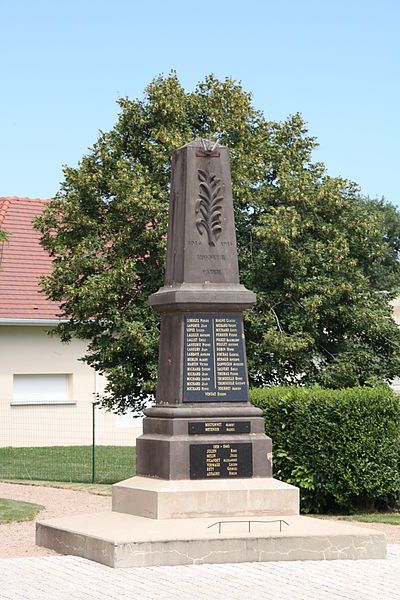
[12,374,73,405]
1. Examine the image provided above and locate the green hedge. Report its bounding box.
[251,386,400,513]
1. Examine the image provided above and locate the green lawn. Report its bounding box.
[0,498,44,523]
[0,446,136,484]
[335,513,400,526]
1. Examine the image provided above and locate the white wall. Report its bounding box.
[0,325,142,447]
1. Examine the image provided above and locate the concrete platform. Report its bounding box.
[112,476,300,518]
[36,512,386,568]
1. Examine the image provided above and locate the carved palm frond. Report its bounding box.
[195,169,223,246]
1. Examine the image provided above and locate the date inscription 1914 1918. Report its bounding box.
[190,443,253,479]
[183,313,248,402]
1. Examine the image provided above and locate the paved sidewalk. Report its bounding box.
[0,545,399,600]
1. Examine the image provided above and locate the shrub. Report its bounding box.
[251,386,400,513]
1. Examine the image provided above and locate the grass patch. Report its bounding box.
[0,498,44,523]
[0,446,136,484]
[334,513,400,525]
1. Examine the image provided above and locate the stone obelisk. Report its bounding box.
[136,140,272,482]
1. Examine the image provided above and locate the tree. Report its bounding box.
[35,73,400,413]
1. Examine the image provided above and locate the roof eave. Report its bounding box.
[0,318,66,326]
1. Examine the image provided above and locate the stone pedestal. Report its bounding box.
[112,476,298,519]
[136,405,272,480]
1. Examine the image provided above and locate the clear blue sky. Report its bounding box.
[1,0,399,204]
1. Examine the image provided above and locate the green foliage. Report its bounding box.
[251,386,400,513]
[35,72,400,412]
[0,498,44,523]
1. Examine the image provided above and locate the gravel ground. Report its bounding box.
[0,482,399,559]
[0,482,111,558]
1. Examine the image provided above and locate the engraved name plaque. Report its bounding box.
[183,313,249,402]
[188,421,251,435]
[190,442,253,479]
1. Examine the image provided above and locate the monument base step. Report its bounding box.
[111,476,299,519]
[36,512,386,568]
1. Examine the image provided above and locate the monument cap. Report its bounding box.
[150,139,256,311]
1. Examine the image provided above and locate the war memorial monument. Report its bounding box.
[37,140,386,567]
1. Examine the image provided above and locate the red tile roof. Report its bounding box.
[0,197,61,320]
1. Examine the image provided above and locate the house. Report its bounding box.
[0,197,142,448]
